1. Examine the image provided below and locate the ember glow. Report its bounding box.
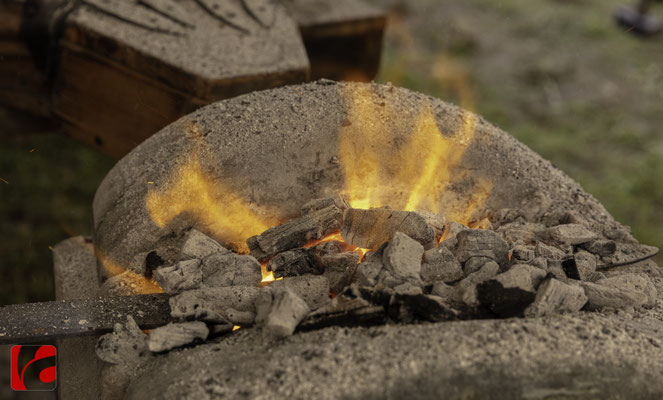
[96,249,163,294]
[338,85,492,224]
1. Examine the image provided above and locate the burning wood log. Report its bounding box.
[248,205,343,261]
[340,207,438,250]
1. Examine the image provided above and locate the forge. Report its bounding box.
[51,80,663,399]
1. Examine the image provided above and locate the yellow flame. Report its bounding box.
[145,155,274,253]
[96,249,163,294]
[338,84,490,223]
[232,325,241,331]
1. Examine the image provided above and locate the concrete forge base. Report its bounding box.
[55,81,663,399]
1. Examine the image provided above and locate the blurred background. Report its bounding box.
[1,0,662,306]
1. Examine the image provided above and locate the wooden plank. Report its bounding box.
[53,46,206,158]
[288,0,386,81]
[0,0,24,37]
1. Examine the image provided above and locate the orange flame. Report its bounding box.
[96,249,163,294]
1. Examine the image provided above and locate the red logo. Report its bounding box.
[10,345,57,391]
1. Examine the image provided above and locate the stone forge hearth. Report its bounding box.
[60,81,663,399]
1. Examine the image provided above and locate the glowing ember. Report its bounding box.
[232,325,241,331]
[96,249,163,294]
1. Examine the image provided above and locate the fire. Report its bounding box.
[338,84,492,224]
[145,154,276,253]
[95,249,163,294]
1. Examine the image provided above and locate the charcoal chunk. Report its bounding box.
[511,245,535,263]
[416,211,447,242]
[580,281,649,310]
[420,245,463,284]
[262,288,310,339]
[147,321,209,352]
[535,242,566,261]
[457,261,500,306]
[454,229,510,270]
[596,273,658,307]
[430,281,459,303]
[267,248,320,278]
[180,229,230,260]
[354,243,387,287]
[301,195,349,215]
[476,265,537,317]
[390,294,458,322]
[96,316,148,365]
[248,205,343,261]
[270,274,330,310]
[341,208,436,250]
[320,252,360,293]
[202,253,262,287]
[545,224,598,245]
[581,240,617,257]
[225,308,256,325]
[462,256,493,276]
[153,259,203,293]
[439,221,469,250]
[382,232,425,286]
[169,286,259,322]
[524,277,588,317]
[573,250,597,280]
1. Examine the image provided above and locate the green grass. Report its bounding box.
[0,130,114,305]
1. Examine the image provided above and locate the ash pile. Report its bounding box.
[96,194,660,365]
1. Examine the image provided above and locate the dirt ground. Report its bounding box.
[1,0,662,305]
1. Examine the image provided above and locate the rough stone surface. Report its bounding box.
[262,288,311,339]
[354,244,386,287]
[545,224,598,245]
[202,253,262,287]
[269,274,330,310]
[180,229,230,261]
[96,316,149,365]
[420,245,463,284]
[125,313,663,400]
[382,232,424,286]
[454,229,509,270]
[147,322,209,353]
[153,259,202,293]
[524,278,588,317]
